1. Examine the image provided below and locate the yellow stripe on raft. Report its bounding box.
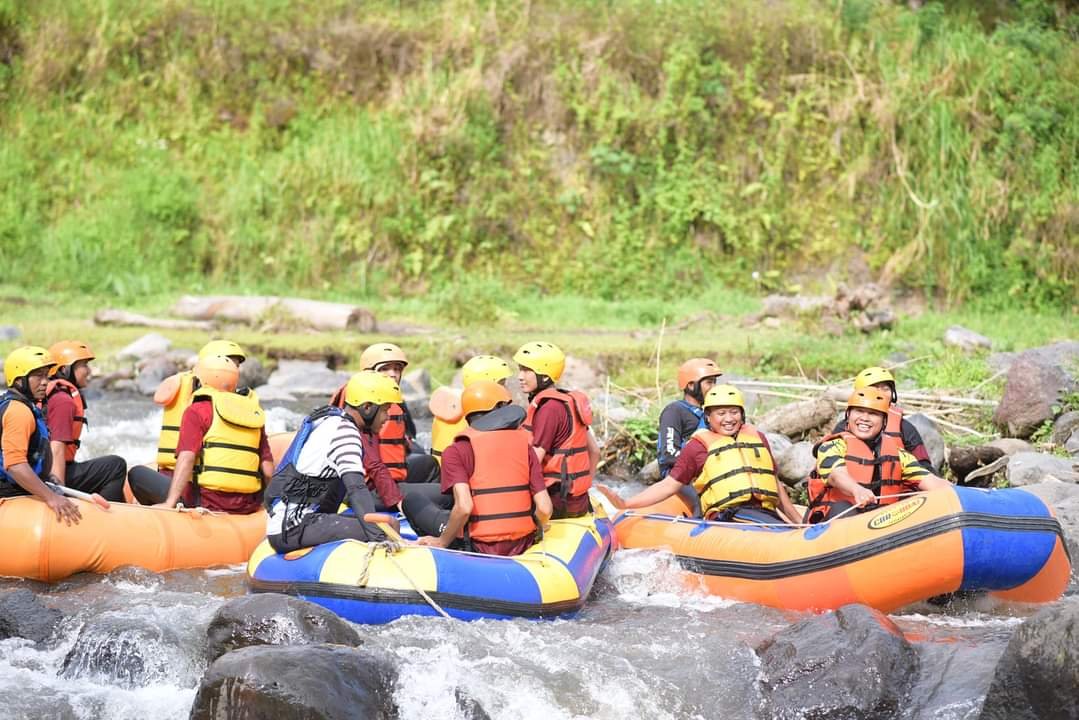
[0,496,266,582]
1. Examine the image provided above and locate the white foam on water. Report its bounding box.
[77,410,161,467]
[604,548,738,611]
[265,405,305,434]
[894,612,1025,629]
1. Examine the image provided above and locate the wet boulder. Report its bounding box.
[978,597,1079,720]
[239,355,270,390]
[0,589,62,643]
[943,325,992,352]
[1017,479,1079,561]
[135,355,181,396]
[62,614,197,688]
[637,458,661,484]
[776,440,814,486]
[1006,452,1079,487]
[206,593,361,662]
[756,603,918,720]
[993,347,1079,438]
[189,644,397,720]
[560,355,603,393]
[1051,410,1079,446]
[905,413,945,473]
[266,360,351,397]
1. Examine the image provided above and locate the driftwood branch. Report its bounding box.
[94,309,213,331]
[171,295,377,332]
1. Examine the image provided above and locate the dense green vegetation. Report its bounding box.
[0,0,1076,309]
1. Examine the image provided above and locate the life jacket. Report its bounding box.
[679,400,707,430]
[266,406,351,514]
[429,386,465,466]
[431,416,467,465]
[192,387,265,495]
[523,388,594,498]
[0,391,51,484]
[458,425,536,543]
[805,430,905,523]
[378,403,409,481]
[44,378,86,463]
[155,371,198,471]
[691,425,779,519]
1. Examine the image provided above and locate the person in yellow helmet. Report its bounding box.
[0,347,81,524]
[428,355,513,465]
[264,371,397,552]
[130,353,273,513]
[611,385,800,524]
[514,341,599,519]
[43,341,127,502]
[831,366,935,472]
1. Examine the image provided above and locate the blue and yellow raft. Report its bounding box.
[247,512,615,623]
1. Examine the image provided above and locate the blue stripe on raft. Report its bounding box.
[432,548,542,603]
[302,594,506,624]
[560,519,611,591]
[253,541,344,583]
[957,487,1057,591]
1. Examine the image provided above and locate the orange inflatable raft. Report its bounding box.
[610,485,1071,612]
[0,495,266,582]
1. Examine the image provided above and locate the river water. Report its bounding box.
[0,393,1070,720]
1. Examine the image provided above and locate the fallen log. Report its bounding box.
[94,309,213,331]
[171,295,377,333]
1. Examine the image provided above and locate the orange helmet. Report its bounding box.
[47,341,95,376]
[359,343,408,371]
[677,358,722,391]
[846,388,890,415]
[461,380,511,418]
[195,354,240,393]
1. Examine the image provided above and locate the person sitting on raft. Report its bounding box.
[0,346,81,524]
[407,381,552,556]
[616,384,800,524]
[514,341,599,519]
[805,388,952,524]
[264,371,399,552]
[429,354,513,465]
[657,358,723,477]
[831,366,935,472]
[43,341,127,502]
[134,353,273,513]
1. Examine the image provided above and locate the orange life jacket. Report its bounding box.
[329,384,346,409]
[44,378,85,463]
[806,430,906,522]
[458,426,536,543]
[523,388,593,498]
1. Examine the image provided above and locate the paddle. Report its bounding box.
[363,512,406,544]
[45,481,110,511]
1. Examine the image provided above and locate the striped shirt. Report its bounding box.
[293,415,366,480]
[815,438,928,486]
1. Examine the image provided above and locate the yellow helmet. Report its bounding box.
[195,354,240,392]
[47,341,95,376]
[846,388,890,415]
[461,380,512,417]
[344,370,403,407]
[703,384,745,410]
[359,343,408,371]
[513,341,565,381]
[199,340,246,364]
[854,366,896,402]
[4,346,56,386]
[462,355,512,387]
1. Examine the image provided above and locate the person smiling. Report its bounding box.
[805,388,951,524]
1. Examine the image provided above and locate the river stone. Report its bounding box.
[1018,479,1079,560]
[943,325,992,351]
[401,367,430,396]
[1068,430,1079,455]
[906,413,945,473]
[251,384,297,402]
[1051,410,1079,446]
[756,603,918,720]
[1006,452,1079,487]
[0,325,21,341]
[62,614,196,689]
[560,355,603,392]
[0,589,62,643]
[776,440,815,486]
[985,438,1035,456]
[116,332,172,361]
[189,644,397,720]
[977,597,1079,720]
[993,353,1078,438]
[637,458,661,483]
[238,355,269,390]
[988,340,1079,377]
[765,432,793,461]
[266,360,351,397]
[206,594,362,663]
[135,356,181,396]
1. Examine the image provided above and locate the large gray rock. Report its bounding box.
[401,367,430,397]
[1007,452,1079,487]
[943,325,992,351]
[756,603,918,720]
[776,441,815,486]
[205,593,362,663]
[986,438,1035,456]
[560,355,603,392]
[1068,431,1079,455]
[135,356,181,396]
[267,360,350,397]
[61,615,197,689]
[906,413,945,473]
[252,384,298,402]
[0,325,21,341]
[239,356,269,390]
[764,432,793,463]
[637,458,661,483]
[978,597,1079,720]
[992,343,1079,439]
[0,589,62,643]
[988,341,1079,377]
[1051,410,1079,446]
[1020,479,1079,561]
[189,644,398,720]
[116,332,172,361]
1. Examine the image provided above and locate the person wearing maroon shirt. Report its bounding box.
[407,382,552,557]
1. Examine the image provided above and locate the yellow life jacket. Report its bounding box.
[429,386,465,466]
[431,416,467,465]
[692,425,779,518]
[154,371,198,471]
[192,387,265,494]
